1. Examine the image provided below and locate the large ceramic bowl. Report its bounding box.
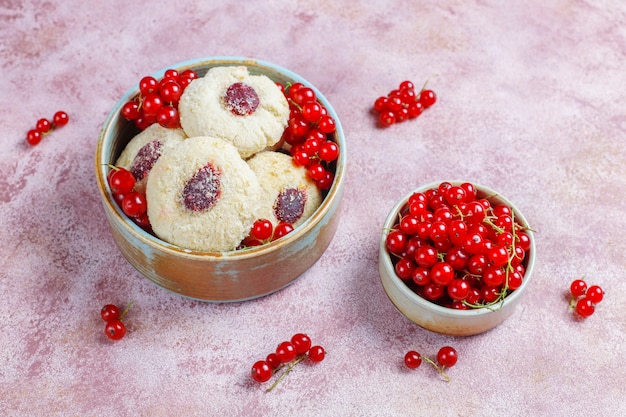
[95,56,346,302]
[379,181,535,336]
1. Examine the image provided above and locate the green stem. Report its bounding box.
[119,300,134,321]
[420,355,450,382]
[266,355,307,392]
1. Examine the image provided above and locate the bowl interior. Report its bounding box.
[96,56,346,260]
[380,180,536,318]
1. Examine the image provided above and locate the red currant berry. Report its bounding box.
[318,114,336,133]
[419,89,437,108]
[291,333,312,354]
[586,285,604,304]
[386,230,407,255]
[316,171,334,190]
[276,341,297,363]
[108,167,136,195]
[436,346,458,368]
[273,222,294,240]
[447,279,470,301]
[121,191,147,217]
[430,261,455,286]
[307,163,327,181]
[26,129,42,146]
[251,360,273,383]
[139,76,159,95]
[308,345,325,362]
[163,68,179,80]
[404,350,422,369]
[105,320,127,340]
[156,106,180,128]
[570,279,587,297]
[301,101,322,122]
[373,96,389,112]
[142,93,163,116]
[251,219,273,241]
[121,101,141,121]
[265,353,281,370]
[575,297,595,317]
[318,141,339,162]
[101,304,121,322]
[395,258,416,280]
[399,80,415,91]
[53,111,69,127]
[159,79,183,105]
[36,118,52,134]
[379,110,396,126]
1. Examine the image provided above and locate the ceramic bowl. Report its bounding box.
[95,56,346,302]
[379,181,536,336]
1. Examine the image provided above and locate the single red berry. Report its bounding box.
[404,350,422,369]
[250,219,273,241]
[108,167,136,195]
[163,68,179,80]
[142,93,164,116]
[318,114,336,133]
[273,222,294,240]
[308,345,325,362]
[575,297,595,317]
[291,333,312,355]
[275,341,297,363]
[315,171,334,190]
[121,191,147,217]
[301,101,322,122]
[36,118,52,134]
[318,141,340,162]
[139,76,159,95]
[570,279,587,297]
[105,320,126,340]
[586,285,604,304]
[159,79,183,105]
[265,353,281,370]
[101,304,121,322]
[53,111,69,127]
[156,106,180,128]
[121,101,141,121]
[251,360,273,383]
[436,346,458,368]
[26,129,42,146]
[419,89,437,108]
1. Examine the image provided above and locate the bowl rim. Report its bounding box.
[379,180,536,317]
[95,56,347,260]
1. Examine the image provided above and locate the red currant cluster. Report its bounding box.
[251,333,325,392]
[121,68,198,130]
[101,302,133,340]
[386,181,532,309]
[107,166,150,231]
[25,111,69,146]
[569,278,604,318]
[404,346,458,382]
[279,82,340,191]
[373,80,436,127]
[240,218,294,248]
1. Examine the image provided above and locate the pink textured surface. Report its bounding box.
[1,1,625,416]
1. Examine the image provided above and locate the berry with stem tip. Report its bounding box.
[404,350,422,369]
[101,304,121,322]
[103,301,134,340]
[251,360,273,383]
[586,285,604,304]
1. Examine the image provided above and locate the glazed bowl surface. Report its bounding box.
[95,56,346,302]
[379,181,535,336]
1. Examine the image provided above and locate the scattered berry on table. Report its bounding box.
[250,333,325,391]
[25,111,69,146]
[372,80,436,127]
[101,301,133,341]
[569,277,604,318]
[404,346,457,381]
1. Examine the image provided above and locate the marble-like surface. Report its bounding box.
[2,1,625,416]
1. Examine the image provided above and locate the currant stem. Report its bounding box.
[420,355,450,382]
[266,354,307,392]
[119,300,134,321]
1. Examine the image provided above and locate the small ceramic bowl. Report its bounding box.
[379,181,536,336]
[95,56,346,302]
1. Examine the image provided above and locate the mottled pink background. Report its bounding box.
[1,1,625,416]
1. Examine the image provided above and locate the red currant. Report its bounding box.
[275,341,297,363]
[586,285,604,304]
[570,279,587,297]
[308,345,325,362]
[36,118,52,134]
[575,297,595,318]
[26,129,42,146]
[105,320,126,340]
[273,222,294,240]
[291,333,312,354]
[53,111,69,127]
[436,346,458,368]
[108,167,136,195]
[251,360,273,383]
[404,351,422,369]
[251,219,273,241]
[419,89,437,108]
[121,191,147,217]
[101,304,121,322]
